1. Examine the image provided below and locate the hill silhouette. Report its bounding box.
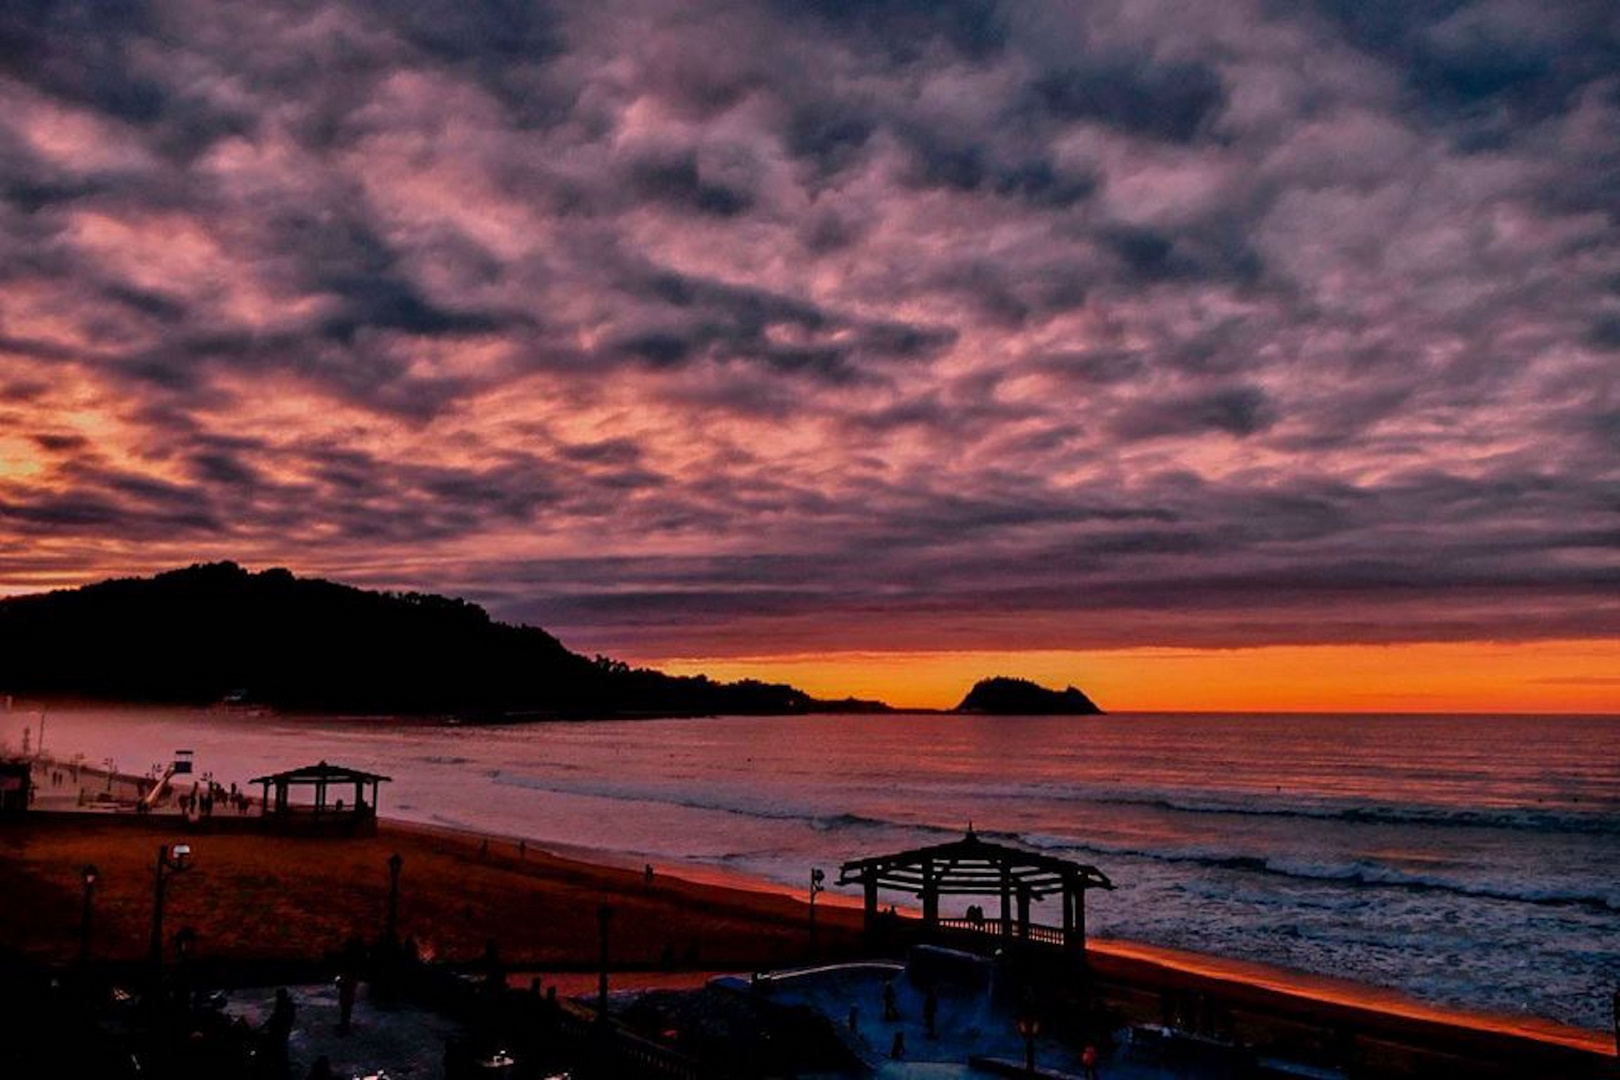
[0,562,884,718]
[954,676,1103,715]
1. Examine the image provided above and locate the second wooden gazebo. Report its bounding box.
[837,828,1113,954]
[249,760,391,820]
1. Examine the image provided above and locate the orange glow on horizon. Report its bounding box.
[649,639,1620,714]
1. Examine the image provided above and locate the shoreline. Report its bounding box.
[385,815,1614,1052]
[398,819,1614,1054]
[1087,938,1613,1056]
[6,775,1613,1057]
[8,747,1615,1058]
[1,809,1613,1075]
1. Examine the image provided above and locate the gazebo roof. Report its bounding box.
[249,760,392,784]
[837,828,1113,899]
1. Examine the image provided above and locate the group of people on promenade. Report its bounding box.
[35,756,258,816]
[174,779,252,817]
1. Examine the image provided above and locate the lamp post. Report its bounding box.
[385,852,403,948]
[149,843,192,976]
[809,867,825,958]
[596,903,612,1020]
[79,864,98,964]
[1015,1008,1041,1074]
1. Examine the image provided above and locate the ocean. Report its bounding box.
[8,707,1618,1032]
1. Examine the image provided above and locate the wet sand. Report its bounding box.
[1083,939,1615,1077]
[1090,938,1614,1055]
[1,812,1612,1077]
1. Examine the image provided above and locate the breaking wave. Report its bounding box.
[1018,833,1620,913]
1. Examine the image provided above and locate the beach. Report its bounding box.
[6,705,1619,1077]
[0,813,867,973]
[2,810,1614,1078]
[10,706,1617,1034]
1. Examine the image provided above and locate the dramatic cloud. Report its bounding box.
[1,0,1617,663]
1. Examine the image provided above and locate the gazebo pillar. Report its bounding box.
[921,859,939,931]
[1062,876,1076,946]
[1016,884,1031,941]
[1000,866,1013,938]
[862,868,879,933]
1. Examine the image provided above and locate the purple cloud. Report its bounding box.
[0,0,1615,663]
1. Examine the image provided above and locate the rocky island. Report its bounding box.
[954,676,1104,715]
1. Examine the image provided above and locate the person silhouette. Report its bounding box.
[266,987,296,1064]
[336,973,355,1034]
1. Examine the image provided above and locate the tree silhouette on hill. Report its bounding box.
[0,562,855,718]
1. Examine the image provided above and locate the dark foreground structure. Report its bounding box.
[0,759,30,815]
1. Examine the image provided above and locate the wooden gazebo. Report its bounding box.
[249,761,391,822]
[838,828,1113,954]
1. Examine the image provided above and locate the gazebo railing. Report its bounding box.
[936,917,1068,947]
[261,802,376,815]
[938,916,1003,936]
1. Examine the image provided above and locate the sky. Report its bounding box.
[1,1,1617,711]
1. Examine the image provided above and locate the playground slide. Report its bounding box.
[139,764,178,809]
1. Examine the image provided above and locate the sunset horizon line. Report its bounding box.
[3,560,1615,716]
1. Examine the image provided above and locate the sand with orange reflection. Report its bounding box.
[0,813,1611,1077]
